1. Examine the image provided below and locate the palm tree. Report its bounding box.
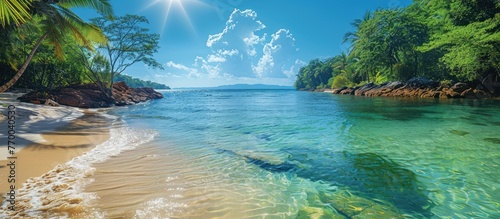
[0,0,113,93]
[0,0,32,27]
[343,11,372,54]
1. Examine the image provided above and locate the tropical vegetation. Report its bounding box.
[295,0,500,92]
[114,74,170,89]
[0,0,167,94]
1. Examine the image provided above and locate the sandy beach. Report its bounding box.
[0,93,114,217]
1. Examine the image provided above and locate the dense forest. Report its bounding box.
[0,0,165,95]
[114,74,170,89]
[295,0,500,92]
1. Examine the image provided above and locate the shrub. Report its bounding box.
[331,75,351,89]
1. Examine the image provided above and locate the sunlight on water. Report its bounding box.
[89,90,500,218]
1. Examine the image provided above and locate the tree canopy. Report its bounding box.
[295,0,500,91]
[0,3,169,93]
[0,0,114,93]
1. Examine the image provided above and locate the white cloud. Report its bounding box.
[207,9,265,49]
[253,29,299,78]
[165,61,202,78]
[165,9,304,84]
[208,55,226,63]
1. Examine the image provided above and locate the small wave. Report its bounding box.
[0,124,158,218]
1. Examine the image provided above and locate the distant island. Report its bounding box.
[180,84,294,90]
[114,75,170,90]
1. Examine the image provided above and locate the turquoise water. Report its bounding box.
[108,90,500,218]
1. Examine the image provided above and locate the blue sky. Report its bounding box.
[76,0,412,88]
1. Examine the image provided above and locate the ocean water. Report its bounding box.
[86,90,499,218]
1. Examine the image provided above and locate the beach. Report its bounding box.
[0,93,113,218]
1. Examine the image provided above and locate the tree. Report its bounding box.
[0,0,113,93]
[0,0,32,27]
[91,14,163,96]
[419,14,500,81]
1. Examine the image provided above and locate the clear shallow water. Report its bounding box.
[94,90,499,218]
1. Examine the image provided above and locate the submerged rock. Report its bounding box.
[319,190,405,219]
[449,130,470,136]
[296,206,345,219]
[223,148,432,216]
[484,138,500,144]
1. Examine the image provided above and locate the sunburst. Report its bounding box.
[143,0,208,35]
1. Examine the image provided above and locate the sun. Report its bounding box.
[143,0,207,35]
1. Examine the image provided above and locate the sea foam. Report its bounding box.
[0,122,158,218]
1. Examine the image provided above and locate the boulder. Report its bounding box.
[319,190,404,219]
[296,207,344,219]
[327,79,497,99]
[473,89,492,99]
[332,86,347,94]
[339,87,355,95]
[44,99,60,107]
[406,77,438,88]
[354,82,375,96]
[461,88,476,99]
[450,82,469,93]
[18,82,163,108]
[386,81,405,90]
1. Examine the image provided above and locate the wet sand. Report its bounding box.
[0,111,112,205]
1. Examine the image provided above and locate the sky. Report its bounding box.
[76,0,412,88]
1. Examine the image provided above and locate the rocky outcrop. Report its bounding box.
[111,82,163,106]
[18,82,163,108]
[332,77,493,99]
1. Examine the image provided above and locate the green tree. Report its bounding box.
[0,0,113,93]
[0,0,31,27]
[91,14,163,96]
[419,15,500,81]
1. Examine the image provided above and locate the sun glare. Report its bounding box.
[143,0,208,35]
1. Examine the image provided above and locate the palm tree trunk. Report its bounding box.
[0,32,49,93]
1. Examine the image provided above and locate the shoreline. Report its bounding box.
[326,78,496,99]
[0,111,112,198]
[310,78,499,100]
[0,94,115,217]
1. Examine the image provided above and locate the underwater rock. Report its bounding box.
[484,138,500,144]
[449,130,470,136]
[223,147,432,216]
[319,190,405,219]
[296,206,345,219]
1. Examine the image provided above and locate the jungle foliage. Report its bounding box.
[0,1,167,92]
[295,0,500,91]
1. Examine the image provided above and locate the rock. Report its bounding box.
[450,82,469,93]
[44,99,60,107]
[473,89,492,99]
[319,190,405,219]
[18,82,163,108]
[406,77,438,88]
[296,207,345,219]
[328,79,496,99]
[339,87,355,95]
[439,89,461,98]
[386,81,405,90]
[332,86,347,94]
[461,88,476,99]
[354,82,375,96]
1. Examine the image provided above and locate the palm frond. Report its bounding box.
[58,0,113,19]
[55,5,106,43]
[0,0,32,27]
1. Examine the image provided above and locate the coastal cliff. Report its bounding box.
[17,82,163,108]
